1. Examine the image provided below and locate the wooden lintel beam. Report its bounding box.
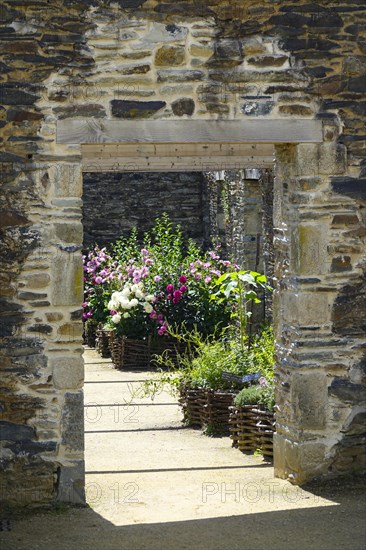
[57,119,323,145]
[81,156,275,172]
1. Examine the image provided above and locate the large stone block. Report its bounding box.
[318,143,347,175]
[295,143,320,177]
[51,356,84,389]
[291,372,328,430]
[54,222,83,245]
[144,22,188,43]
[274,433,332,483]
[155,45,185,66]
[57,460,85,504]
[51,253,83,307]
[110,99,166,118]
[283,291,332,326]
[49,163,82,198]
[292,224,329,276]
[61,391,84,453]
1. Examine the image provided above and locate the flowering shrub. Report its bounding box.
[82,214,269,343]
[83,245,115,325]
[106,282,155,339]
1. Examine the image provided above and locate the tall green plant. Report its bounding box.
[211,271,270,351]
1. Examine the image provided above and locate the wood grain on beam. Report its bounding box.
[82,156,275,172]
[57,119,322,144]
[81,143,275,158]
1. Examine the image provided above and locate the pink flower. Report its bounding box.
[172,298,179,304]
[149,311,157,319]
[204,276,211,284]
[157,314,164,322]
[158,324,168,336]
[179,275,187,284]
[173,290,182,300]
[180,285,188,293]
[259,377,268,386]
[110,310,117,316]
[166,294,172,301]
[195,273,202,280]
[154,275,162,282]
[95,276,103,284]
[166,284,174,293]
[82,302,88,308]
[133,277,141,284]
[141,248,149,256]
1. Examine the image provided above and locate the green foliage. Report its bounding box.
[140,324,275,399]
[211,270,271,350]
[246,325,275,381]
[234,380,275,411]
[112,227,140,265]
[234,385,260,406]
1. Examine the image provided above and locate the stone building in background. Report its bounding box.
[0,0,365,509]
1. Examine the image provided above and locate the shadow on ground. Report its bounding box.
[2,477,365,550]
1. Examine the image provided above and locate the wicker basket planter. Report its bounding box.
[109,333,187,370]
[84,319,98,348]
[110,333,151,370]
[150,337,187,369]
[179,386,238,434]
[229,405,275,459]
[178,386,207,427]
[95,327,112,358]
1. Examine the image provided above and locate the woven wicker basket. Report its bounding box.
[178,386,207,427]
[84,319,98,348]
[110,333,151,370]
[95,327,112,358]
[229,405,275,459]
[179,386,238,434]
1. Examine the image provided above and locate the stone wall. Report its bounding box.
[82,171,208,248]
[0,0,365,508]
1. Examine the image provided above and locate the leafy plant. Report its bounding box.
[211,270,271,351]
[234,378,275,411]
[234,385,260,407]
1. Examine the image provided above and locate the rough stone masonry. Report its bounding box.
[0,0,365,508]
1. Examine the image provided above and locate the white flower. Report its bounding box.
[130,298,139,307]
[146,294,155,302]
[112,313,121,324]
[134,289,144,299]
[108,299,116,310]
[120,298,132,309]
[143,303,153,313]
[122,287,131,297]
[123,312,130,319]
